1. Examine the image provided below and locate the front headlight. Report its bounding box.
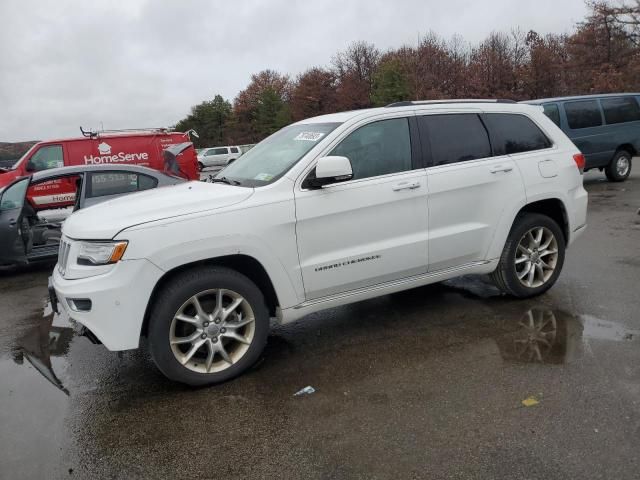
[77,241,128,266]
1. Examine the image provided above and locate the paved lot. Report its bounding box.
[1,170,639,479]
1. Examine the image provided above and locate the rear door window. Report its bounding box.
[419,114,491,166]
[601,97,640,124]
[213,147,228,155]
[542,104,561,127]
[86,172,158,198]
[482,113,552,155]
[564,100,603,129]
[229,147,239,154]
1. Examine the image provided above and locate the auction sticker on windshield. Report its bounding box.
[294,132,325,142]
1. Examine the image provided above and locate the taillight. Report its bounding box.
[573,153,585,174]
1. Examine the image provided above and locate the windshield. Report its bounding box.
[218,122,341,187]
[11,144,38,170]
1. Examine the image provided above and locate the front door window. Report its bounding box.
[0,178,30,211]
[27,145,63,172]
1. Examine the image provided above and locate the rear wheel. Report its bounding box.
[148,267,269,386]
[491,213,565,298]
[605,150,632,182]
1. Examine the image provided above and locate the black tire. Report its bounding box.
[197,161,204,172]
[227,158,235,165]
[148,266,270,386]
[491,213,566,298]
[605,150,632,182]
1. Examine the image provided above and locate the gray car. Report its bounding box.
[0,164,185,266]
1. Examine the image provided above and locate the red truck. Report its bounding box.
[0,128,199,210]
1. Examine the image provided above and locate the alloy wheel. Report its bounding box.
[169,289,255,373]
[514,226,559,288]
[616,155,631,177]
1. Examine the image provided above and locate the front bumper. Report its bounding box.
[51,258,164,351]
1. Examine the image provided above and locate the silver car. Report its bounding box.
[0,164,184,266]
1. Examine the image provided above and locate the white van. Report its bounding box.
[197,146,241,170]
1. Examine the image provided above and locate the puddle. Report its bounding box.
[494,307,639,365]
[580,314,639,341]
[494,307,572,364]
[5,286,640,396]
[11,312,74,395]
[437,277,639,365]
[5,301,76,394]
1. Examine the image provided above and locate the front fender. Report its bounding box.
[118,202,304,309]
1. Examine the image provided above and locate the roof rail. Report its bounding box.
[385,99,517,107]
[79,126,171,138]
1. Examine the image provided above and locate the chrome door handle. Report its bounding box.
[392,181,421,191]
[490,165,513,174]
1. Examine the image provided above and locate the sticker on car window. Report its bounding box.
[294,132,325,142]
[254,173,274,181]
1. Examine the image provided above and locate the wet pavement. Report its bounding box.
[1,170,639,479]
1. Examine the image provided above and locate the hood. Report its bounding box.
[0,168,20,187]
[63,181,254,239]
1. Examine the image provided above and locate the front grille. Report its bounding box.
[58,239,71,276]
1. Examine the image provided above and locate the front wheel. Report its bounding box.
[148,267,270,386]
[197,161,204,172]
[491,213,566,298]
[605,150,632,182]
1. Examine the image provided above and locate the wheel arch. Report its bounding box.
[615,143,637,157]
[140,254,280,338]
[517,198,569,244]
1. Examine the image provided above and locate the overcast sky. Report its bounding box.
[0,0,589,142]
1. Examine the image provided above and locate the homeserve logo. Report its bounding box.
[84,141,149,165]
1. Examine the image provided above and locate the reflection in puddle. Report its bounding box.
[500,308,564,363]
[8,291,640,395]
[11,309,74,395]
[495,307,639,365]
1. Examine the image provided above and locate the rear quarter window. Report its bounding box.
[564,100,603,129]
[601,97,640,124]
[482,113,552,155]
[542,104,561,127]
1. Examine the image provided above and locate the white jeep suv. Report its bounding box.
[51,100,588,385]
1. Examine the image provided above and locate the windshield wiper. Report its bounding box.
[209,176,241,186]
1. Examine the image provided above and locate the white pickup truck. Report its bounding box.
[51,100,588,385]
